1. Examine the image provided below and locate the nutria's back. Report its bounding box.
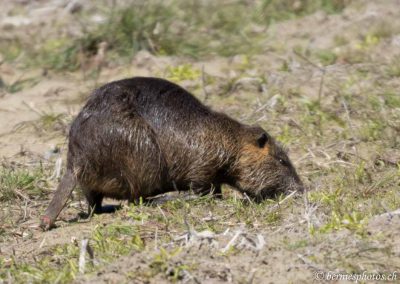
[92,77,242,139]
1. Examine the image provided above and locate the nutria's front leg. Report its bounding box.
[210,184,222,198]
[193,184,222,198]
[85,190,120,215]
[85,190,103,215]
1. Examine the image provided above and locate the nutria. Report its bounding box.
[40,77,303,230]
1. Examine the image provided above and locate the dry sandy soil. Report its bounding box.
[1,0,400,283]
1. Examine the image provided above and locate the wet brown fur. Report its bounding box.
[40,77,303,229]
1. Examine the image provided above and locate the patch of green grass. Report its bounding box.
[359,119,386,142]
[0,166,48,202]
[308,188,368,235]
[299,98,345,135]
[1,254,79,284]
[35,39,81,71]
[315,49,337,66]
[92,223,145,261]
[355,34,380,50]
[228,196,284,226]
[150,247,188,281]
[307,161,400,236]
[319,210,367,235]
[353,161,370,185]
[308,188,343,207]
[166,64,200,83]
[381,91,400,108]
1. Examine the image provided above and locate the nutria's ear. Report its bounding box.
[257,133,268,148]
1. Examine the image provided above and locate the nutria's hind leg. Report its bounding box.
[85,191,103,215]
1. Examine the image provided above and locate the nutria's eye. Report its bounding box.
[278,158,287,166]
[257,133,268,148]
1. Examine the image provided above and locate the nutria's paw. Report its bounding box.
[39,215,55,231]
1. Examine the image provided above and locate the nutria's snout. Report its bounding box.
[258,169,304,199]
[293,177,305,193]
[255,177,304,201]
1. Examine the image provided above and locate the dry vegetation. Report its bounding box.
[0,0,400,283]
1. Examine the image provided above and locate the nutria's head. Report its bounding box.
[232,126,303,200]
